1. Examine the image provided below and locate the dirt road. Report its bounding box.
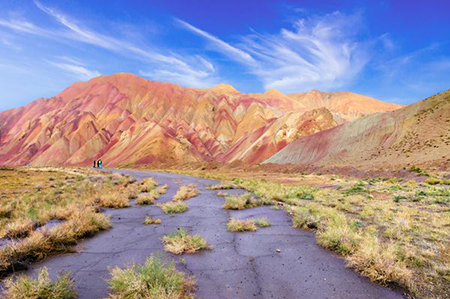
[2,169,405,298]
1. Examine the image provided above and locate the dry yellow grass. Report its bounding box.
[173,184,200,201]
[157,202,189,214]
[0,167,139,275]
[227,219,256,232]
[2,267,77,298]
[149,167,450,299]
[143,216,162,225]
[162,229,212,254]
[107,253,195,299]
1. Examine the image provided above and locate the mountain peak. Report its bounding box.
[264,89,285,97]
[208,84,239,94]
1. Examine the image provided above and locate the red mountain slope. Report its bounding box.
[0,73,402,167]
[265,90,450,170]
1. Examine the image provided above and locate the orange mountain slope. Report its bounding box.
[265,89,450,170]
[0,73,402,167]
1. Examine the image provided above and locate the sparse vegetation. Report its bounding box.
[227,217,271,232]
[136,184,169,205]
[139,177,159,192]
[136,192,157,205]
[97,192,131,208]
[2,267,77,299]
[0,167,139,275]
[173,184,200,201]
[227,219,256,232]
[206,183,235,190]
[253,217,271,228]
[409,166,430,177]
[216,192,228,197]
[157,202,189,214]
[107,253,195,299]
[222,193,265,210]
[162,229,212,254]
[143,216,162,225]
[154,168,450,298]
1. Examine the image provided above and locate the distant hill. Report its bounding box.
[0,73,402,167]
[265,90,450,170]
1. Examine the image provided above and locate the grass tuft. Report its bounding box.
[2,267,77,299]
[143,216,162,225]
[162,229,212,254]
[173,185,200,201]
[157,202,189,214]
[227,219,256,232]
[107,253,195,299]
[139,177,159,192]
[222,193,264,210]
[253,217,271,228]
[206,184,235,190]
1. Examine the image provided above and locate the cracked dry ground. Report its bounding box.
[3,169,405,299]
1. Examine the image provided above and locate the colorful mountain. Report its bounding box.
[265,90,450,170]
[0,73,402,167]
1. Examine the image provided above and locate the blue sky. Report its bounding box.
[0,0,449,110]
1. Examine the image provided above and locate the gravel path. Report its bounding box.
[1,169,405,299]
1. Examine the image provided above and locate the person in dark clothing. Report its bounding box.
[93,160,97,168]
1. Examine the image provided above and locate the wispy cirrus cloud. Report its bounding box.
[178,12,369,92]
[175,18,255,64]
[0,1,219,87]
[46,59,101,81]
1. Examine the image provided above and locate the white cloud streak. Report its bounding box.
[0,1,219,87]
[175,18,255,64]
[46,60,101,81]
[178,12,369,92]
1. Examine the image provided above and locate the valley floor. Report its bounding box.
[0,169,406,298]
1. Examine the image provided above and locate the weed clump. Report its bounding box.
[157,202,189,214]
[2,267,77,299]
[253,217,271,228]
[98,192,130,208]
[227,219,256,232]
[206,184,235,190]
[136,184,169,205]
[222,193,263,210]
[173,184,200,201]
[162,229,212,254]
[143,216,162,225]
[107,253,195,299]
[139,177,159,192]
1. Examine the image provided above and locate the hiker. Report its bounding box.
[93,160,96,168]
[97,159,103,169]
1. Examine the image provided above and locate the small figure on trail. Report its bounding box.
[93,160,97,168]
[97,159,103,169]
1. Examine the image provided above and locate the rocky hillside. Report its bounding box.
[265,90,450,170]
[0,73,401,167]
